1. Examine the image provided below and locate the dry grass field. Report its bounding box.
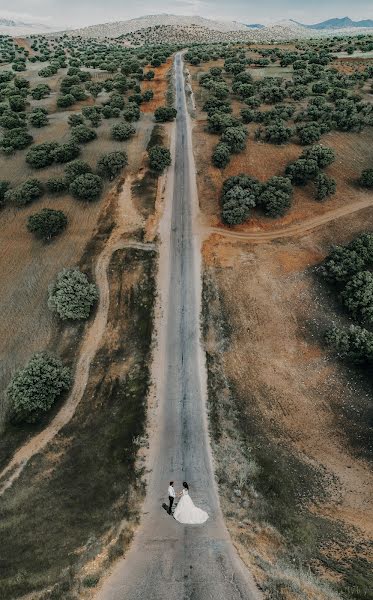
[192,44,373,598]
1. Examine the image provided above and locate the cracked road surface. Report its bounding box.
[95,53,261,600]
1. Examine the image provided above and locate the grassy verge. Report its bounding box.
[0,247,156,599]
[202,268,373,600]
[132,125,165,221]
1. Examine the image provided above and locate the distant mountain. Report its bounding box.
[305,17,373,30]
[244,23,265,29]
[0,16,57,35]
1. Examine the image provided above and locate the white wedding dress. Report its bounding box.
[173,489,209,524]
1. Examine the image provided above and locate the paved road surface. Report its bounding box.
[95,52,260,600]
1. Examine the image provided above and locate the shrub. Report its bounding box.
[148,145,171,173]
[7,352,71,423]
[71,124,97,144]
[97,151,128,179]
[52,141,80,164]
[142,90,154,102]
[27,208,67,241]
[0,180,10,207]
[65,160,92,183]
[259,176,293,217]
[29,109,49,128]
[301,144,335,168]
[264,121,292,144]
[46,177,67,194]
[212,142,231,169]
[341,271,373,324]
[221,126,247,153]
[8,94,26,112]
[57,94,75,108]
[111,122,135,141]
[325,324,373,363]
[1,127,33,151]
[207,112,240,134]
[359,168,373,188]
[31,84,50,100]
[221,175,261,225]
[48,267,98,320]
[296,123,322,145]
[315,173,336,201]
[285,158,319,185]
[68,113,85,127]
[0,111,26,129]
[4,179,43,205]
[122,102,140,122]
[70,173,103,201]
[26,142,57,169]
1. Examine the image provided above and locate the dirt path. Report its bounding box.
[0,178,155,496]
[206,196,373,243]
[94,52,261,600]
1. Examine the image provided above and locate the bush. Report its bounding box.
[359,168,373,188]
[296,122,322,145]
[1,127,33,152]
[325,324,373,363]
[68,113,85,127]
[148,145,171,173]
[111,122,135,141]
[207,112,240,134]
[0,180,10,207]
[52,141,80,164]
[27,208,67,241]
[4,179,43,205]
[259,176,293,217]
[97,151,128,179]
[7,352,71,423]
[8,94,26,112]
[65,160,92,183]
[46,177,67,194]
[285,158,319,185]
[26,142,57,169]
[48,267,98,320]
[70,173,103,201]
[142,89,154,102]
[31,84,50,100]
[341,271,373,324]
[264,121,292,144]
[221,126,247,153]
[221,175,261,225]
[29,109,49,128]
[57,94,75,108]
[122,102,140,122]
[0,111,26,129]
[301,144,335,168]
[314,173,336,201]
[71,124,97,144]
[212,142,231,168]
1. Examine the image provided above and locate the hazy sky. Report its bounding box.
[1,0,372,28]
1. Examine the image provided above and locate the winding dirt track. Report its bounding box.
[0,178,155,497]
[207,196,373,243]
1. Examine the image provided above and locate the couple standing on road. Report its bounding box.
[167,481,209,524]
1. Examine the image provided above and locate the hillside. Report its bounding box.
[0,17,55,35]
[308,16,373,29]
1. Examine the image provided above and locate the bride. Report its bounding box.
[173,482,209,524]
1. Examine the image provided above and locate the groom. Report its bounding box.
[168,481,176,515]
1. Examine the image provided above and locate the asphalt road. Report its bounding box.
[95,52,261,600]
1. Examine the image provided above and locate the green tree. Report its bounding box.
[315,173,336,200]
[71,124,97,144]
[29,109,49,128]
[4,179,43,205]
[1,127,33,152]
[111,122,135,141]
[26,142,57,169]
[27,208,67,241]
[148,145,171,173]
[221,126,247,153]
[52,141,80,163]
[259,176,293,217]
[154,106,177,122]
[48,267,98,320]
[46,177,67,194]
[57,94,75,108]
[325,324,373,363]
[122,102,140,122]
[212,142,231,168]
[70,173,103,201]
[296,122,322,145]
[221,185,256,225]
[285,158,319,185]
[65,160,92,183]
[359,168,373,188]
[301,144,335,168]
[7,352,71,423]
[0,180,10,207]
[341,271,373,324]
[264,121,292,144]
[97,151,128,179]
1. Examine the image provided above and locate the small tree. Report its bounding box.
[122,102,140,122]
[111,122,135,141]
[296,122,322,145]
[57,94,75,108]
[7,352,71,423]
[154,106,177,123]
[4,179,43,205]
[46,177,67,194]
[221,126,247,153]
[0,180,10,207]
[1,127,33,152]
[264,121,292,144]
[48,267,98,320]
[259,176,293,217]
[52,141,80,163]
[325,324,373,363]
[359,168,373,188]
[301,144,335,168]
[65,160,92,183]
[26,142,58,168]
[285,158,319,185]
[212,142,231,169]
[341,271,373,324]
[148,145,171,173]
[315,173,336,201]
[221,185,256,225]
[97,151,128,179]
[70,173,103,201]
[31,84,50,100]
[68,113,85,127]
[27,208,67,241]
[71,124,97,144]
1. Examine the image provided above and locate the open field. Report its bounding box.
[189,39,373,598]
